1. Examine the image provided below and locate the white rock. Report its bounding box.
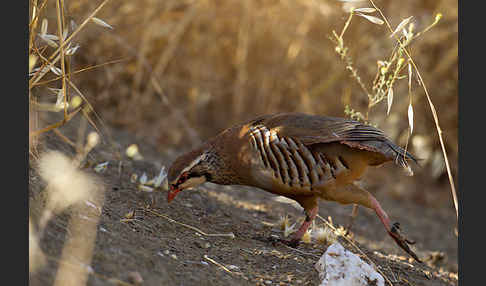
[314,243,384,286]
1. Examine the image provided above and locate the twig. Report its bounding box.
[278,243,320,259]
[53,128,76,147]
[203,255,249,280]
[146,209,235,239]
[35,58,130,86]
[55,0,68,119]
[29,107,81,138]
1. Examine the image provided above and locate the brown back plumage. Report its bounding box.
[246,112,416,170]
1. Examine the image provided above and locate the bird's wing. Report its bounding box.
[248,112,385,145]
[248,112,416,169]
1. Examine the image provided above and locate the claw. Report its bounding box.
[406,238,416,245]
[388,222,422,263]
[391,222,400,232]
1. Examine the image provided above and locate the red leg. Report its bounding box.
[286,205,318,247]
[369,196,421,262]
[326,184,421,262]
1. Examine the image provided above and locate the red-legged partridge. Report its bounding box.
[167,112,421,262]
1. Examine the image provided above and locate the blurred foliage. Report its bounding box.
[35,0,457,193]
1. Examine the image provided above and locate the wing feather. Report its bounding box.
[248,112,417,171]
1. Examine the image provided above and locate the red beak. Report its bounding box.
[167,185,181,203]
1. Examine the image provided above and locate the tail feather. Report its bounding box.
[386,142,418,176]
[357,139,418,176]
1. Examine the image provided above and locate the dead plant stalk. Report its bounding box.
[368,0,458,220]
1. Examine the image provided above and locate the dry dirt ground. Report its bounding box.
[29,125,458,286]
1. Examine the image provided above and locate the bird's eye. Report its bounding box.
[177,172,189,184]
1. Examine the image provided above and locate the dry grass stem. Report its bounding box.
[367,0,458,220]
[29,0,112,88]
[203,255,249,280]
[147,209,236,239]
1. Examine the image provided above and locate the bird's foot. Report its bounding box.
[344,222,354,236]
[388,222,422,263]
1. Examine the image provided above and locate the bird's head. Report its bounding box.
[167,148,214,203]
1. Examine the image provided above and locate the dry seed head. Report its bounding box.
[126,144,143,160]
[70,19,78,31]
[41,18,48,36]
[353,7,376,13]
[408,22,415,33]
[397,58,405,67]
[312,226,337,245]
[435,13,442,22]
[356,13,384,25]
[278,214,290,230]
[50,66,62,76]
[408,103,414,134]
[386,88,394,115]
[86,132,100,150]
[380,66,388,75]
[301,228,312,243]
[39,34,58,48]
[340,0,367,13]
[70,95,82,109]
[62,29,69,40]
[29,54,38,73]
[390,16,413,38]
[91,17,113,29]
[334,226,348,237]
[38,151,97,213]
[284,222,297,238]
[66,44,80,56]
